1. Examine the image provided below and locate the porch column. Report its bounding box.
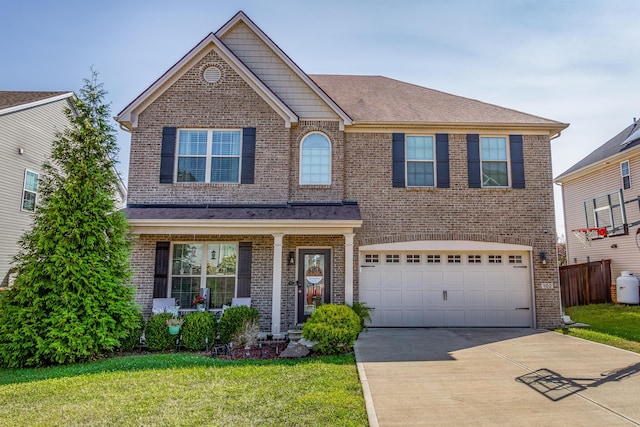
[271,233,284,335]
[344,232,355,305]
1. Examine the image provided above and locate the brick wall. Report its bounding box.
[126,50,561,328]
[127,50,290,205]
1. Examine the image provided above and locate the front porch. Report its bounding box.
[125,203,362,334]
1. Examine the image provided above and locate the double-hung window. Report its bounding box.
[22,170,39,212]
[176,129,241,183]
[300,132,331,185]
[621,160,631,190]
[406,136,435,187]
[481,137,508,187]
[170,242,238,309]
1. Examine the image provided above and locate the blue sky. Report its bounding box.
[3,0,640,237]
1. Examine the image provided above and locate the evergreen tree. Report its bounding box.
[0,70,139,367]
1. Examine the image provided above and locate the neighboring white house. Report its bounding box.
[555,118,640,281]
[0,91,129,288]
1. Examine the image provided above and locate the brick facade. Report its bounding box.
[123,25,562,331]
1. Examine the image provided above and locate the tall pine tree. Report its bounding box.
[0,71,139,367]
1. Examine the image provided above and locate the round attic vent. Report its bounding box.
[203,66,221,83]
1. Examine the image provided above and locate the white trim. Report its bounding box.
[128,219,362,235]
[0,92,74,117]
[480,135,511,188]
[215,12,352,127]
[360,240,533,252]
[20,169,39,213]
[115,34,298,130]
[299,131,332,185]
[271,233,284,335]
[344,233,355,305]
[405,134,436,188]
[621,160,631,190]
[174,128,242,184]
[168,241,239,308]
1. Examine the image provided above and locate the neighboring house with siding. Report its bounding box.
[555,118,640,281]
[0,91,127,288]
[116,11,568,333]
[0,91,74,287]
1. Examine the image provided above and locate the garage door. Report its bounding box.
[359,250,532,327]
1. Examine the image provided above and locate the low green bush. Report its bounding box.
[302,304,361,355]
[348,302,372,332]
[218,306,260,345]
[119,311,144,351]
[145,313,177,351]
[181,311,217,350]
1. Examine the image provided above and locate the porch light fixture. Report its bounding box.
[288,252,295,265]
[539,252,547,265]
[211,250,216,260]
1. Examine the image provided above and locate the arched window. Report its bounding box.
[300,132,331,185]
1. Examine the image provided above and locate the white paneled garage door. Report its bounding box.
[359,250,532,327]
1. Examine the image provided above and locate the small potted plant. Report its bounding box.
[192,295,206,311]
[166,316,184,335]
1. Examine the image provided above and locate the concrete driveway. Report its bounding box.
[354,328,640,426]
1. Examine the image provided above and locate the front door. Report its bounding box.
[297,249,331,323]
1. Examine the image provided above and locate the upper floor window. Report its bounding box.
[300,132,331,185]
[621,160,631,190]
[406,135,435,187]
[176,129,241,183]
[22,170,38,212]
[481,137,508,187]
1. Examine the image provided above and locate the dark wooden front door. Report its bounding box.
[297,249,331,323]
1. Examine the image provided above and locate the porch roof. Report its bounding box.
[123,202,362,235]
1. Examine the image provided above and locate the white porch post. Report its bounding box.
[271,233,284,335]
[344,232,355,305]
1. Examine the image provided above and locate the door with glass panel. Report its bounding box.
[297,249,331,323]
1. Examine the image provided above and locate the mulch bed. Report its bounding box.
[216,341,289,360]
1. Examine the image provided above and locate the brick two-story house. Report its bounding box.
[116,11,568,333]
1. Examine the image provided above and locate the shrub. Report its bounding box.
[348,302,373,332]
[119,311,144,351]
[218,306,260,345]
[302,304,361,355]
[145,313,177,351]
[181,311,217,351]
[232,320,259,348]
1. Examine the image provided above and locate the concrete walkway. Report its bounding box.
[354,328,640,426]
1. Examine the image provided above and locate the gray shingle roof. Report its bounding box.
[555,119,640,181]
[310,75,566,127]
[0,91,70,110]
[124,203,362,221]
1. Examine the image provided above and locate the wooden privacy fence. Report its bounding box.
[559,259,612,308]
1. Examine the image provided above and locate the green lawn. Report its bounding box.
[0,353,368,426]
[560,304,640,354]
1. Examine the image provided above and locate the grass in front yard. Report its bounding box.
[559,304,640,354]
[0,353,368,426]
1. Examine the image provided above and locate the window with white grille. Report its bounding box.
[468,255,482,264]
[386,254,400,263]
[448,255,461,264]
[426,255,441,264]
[364,254,379,264]
[406,254,421,263]
[488,255,502,264]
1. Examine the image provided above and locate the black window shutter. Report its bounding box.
[510,134,525,188]
[436,133,450,188]
[160,127,176,183]
[241,128,256,184]
[153,242,170,298]
[467,134,481,188]
[392,133,405,188]
[237,242,252,298]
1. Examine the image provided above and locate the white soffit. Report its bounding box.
[360,240,532,252]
